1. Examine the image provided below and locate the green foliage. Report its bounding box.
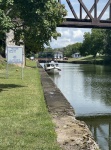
[80,29,105,57]
[103,29,111,55]
[13,0,66,51]
[0,0,14,33]
[63,45,73,57]
[38,47,54,58]
[0,37,5,57]
[73,42,82,52]
[80,32,92,56]
[63,43,82,57]
[0,0,16,55]
[0,0,67,53]
[90,29,105,57]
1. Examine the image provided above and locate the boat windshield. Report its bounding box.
[51,64,54,67]
[47,64,50,67]
[55,64,58,66]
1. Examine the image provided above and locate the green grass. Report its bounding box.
[0,57,6,69]
[0,60,60,150]
[67,55,106,63]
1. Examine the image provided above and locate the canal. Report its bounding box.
[41,63,111,150]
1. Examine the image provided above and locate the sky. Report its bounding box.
[50,0,109,48]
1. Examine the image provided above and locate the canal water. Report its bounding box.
[41,63,111,150]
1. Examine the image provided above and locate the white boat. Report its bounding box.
[44,61,61,74]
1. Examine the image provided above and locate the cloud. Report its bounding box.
[50,28,91,48]
[72,30,83,39]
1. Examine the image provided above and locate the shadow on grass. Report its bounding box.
[0,84,26,92]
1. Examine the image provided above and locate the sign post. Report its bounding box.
[6,45,24,79]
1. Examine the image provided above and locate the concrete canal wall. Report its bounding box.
[38,63,100,150]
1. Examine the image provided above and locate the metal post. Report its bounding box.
[80,3,82,19]
[21,46,24,79]
[94,126,97,141]
[109,123,111,150]
[6,62,9,78]
[58,0,61,3]
[21,64,23,79]
[66,0,78,19]
[6,46,9,78]
[94,0,97,19]
[110,3,111,20]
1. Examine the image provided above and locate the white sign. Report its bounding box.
[7,46,23,64]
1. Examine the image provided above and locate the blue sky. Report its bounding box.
[50,0,109,48]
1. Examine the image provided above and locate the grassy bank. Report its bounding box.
[66,55,111,65]
[67,55,103,61]
[0,60,60,150]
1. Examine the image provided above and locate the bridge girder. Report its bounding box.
[58,0,111,29]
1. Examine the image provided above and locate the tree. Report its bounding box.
[63,45,73,57]
[72,42,82,53]
[80,32,92,56]
[1,0,67,52]
[81,29,105,57]
[38,47,54,59]
[0,0,14,55]
[103,29,111,55]
[0,0,67,56]
[90,29,104,57]
[59,42,82,57]
[0,1,14,34]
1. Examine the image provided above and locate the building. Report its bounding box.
[72,52,81,58]
[54,51,63,59]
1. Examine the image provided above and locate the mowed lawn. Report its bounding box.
[0,60,60,150]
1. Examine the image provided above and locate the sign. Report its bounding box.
[7,46,23,64]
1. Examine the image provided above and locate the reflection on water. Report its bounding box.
[49,73,61,85]
[41,63,111,150]
[77,115,111,150]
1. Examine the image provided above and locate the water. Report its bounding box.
[41,63,111,150]
[78,116,111,150]
[50,63,111,117]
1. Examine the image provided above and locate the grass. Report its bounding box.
[0,60,61,150]
[67,55,105,62]
[0,57,6,69]
[67,55,111,65]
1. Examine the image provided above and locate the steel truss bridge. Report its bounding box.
[58,0,111,28]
